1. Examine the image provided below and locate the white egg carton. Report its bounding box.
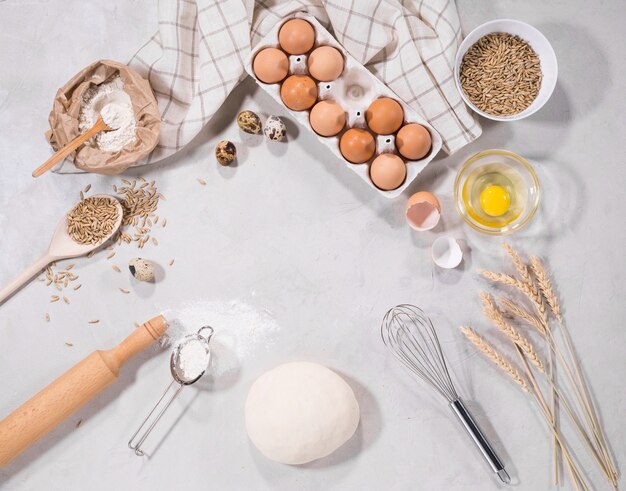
[245,13,442,199]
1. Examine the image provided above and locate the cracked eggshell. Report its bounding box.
[432,236,463,269]
[128,258,155,282]
[406,191,441,231]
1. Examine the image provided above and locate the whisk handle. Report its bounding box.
[450,399,511,484]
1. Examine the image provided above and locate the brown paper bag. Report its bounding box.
[46,59,161,175]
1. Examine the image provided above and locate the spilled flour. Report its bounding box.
[162,300,280,376]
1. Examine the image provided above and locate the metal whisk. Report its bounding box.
[381,304,510,484]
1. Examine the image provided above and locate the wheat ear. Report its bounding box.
[460,326,529,392]
[481,292,544,372]
[503,242,533,284]
[481,269,548,323]
[503,244,560,480]
[530,256,563,322]
[500,297,546,335]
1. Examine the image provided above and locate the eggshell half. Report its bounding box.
[432,236,463,269]
[406,191,441,231]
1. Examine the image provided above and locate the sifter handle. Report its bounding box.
[449,399,511,484]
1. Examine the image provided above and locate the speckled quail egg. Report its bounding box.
[215,140,237,166]
[264,116,286,142]
[237,110,262,134]
[128,258,155,282]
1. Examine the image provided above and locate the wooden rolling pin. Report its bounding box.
[0,315,168,466]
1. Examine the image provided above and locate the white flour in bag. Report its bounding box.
[78,75,137,152]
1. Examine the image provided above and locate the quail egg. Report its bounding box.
[215,140,237,166]
[264,116,286,142]
[237,111,262,135]
[128,258,155,282]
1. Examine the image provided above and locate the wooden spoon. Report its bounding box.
[0,194,123,304]
[32,117,111,178]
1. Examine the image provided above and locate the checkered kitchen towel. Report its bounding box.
[128,0,481,166]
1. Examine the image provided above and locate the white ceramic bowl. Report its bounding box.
[454,19,558,121]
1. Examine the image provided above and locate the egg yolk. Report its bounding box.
[480,185,510,217]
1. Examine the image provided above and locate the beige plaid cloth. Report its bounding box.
[73,0,482,170]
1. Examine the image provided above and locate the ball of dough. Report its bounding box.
[245,362,360,465]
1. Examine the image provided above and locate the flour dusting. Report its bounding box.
[162,300,280,376]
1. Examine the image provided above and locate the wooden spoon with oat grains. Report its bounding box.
[0,194,122,304]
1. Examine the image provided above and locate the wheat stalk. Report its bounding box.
[482,261,618,487]
[530,256,563,322]
[481,270,548,323]
[514,345,590,491]
[500,297,546,335]
[529,259,618,483]
[481,292,544,372]
[502,244,560,480]
[503,242,533,284]
[460,327,529,391]
[463,322,590,490]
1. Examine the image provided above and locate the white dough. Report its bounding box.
[245,362,360,465]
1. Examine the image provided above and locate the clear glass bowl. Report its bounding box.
[454,149,540,235]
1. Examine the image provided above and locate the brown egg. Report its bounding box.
[278,19,315,55]
[396,123,432,160]
[370,154,406,191]
[253,48,289,84]
[309,100,346,137]
[308,46,344,82]
[339,129,376,164]
[365,98,404,135]
[280,75,318,111]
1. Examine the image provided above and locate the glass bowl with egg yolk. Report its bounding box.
[454,149,540,235]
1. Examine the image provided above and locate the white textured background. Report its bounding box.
[0,1,624,490]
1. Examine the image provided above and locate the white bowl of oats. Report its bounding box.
[454,19,558,121]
